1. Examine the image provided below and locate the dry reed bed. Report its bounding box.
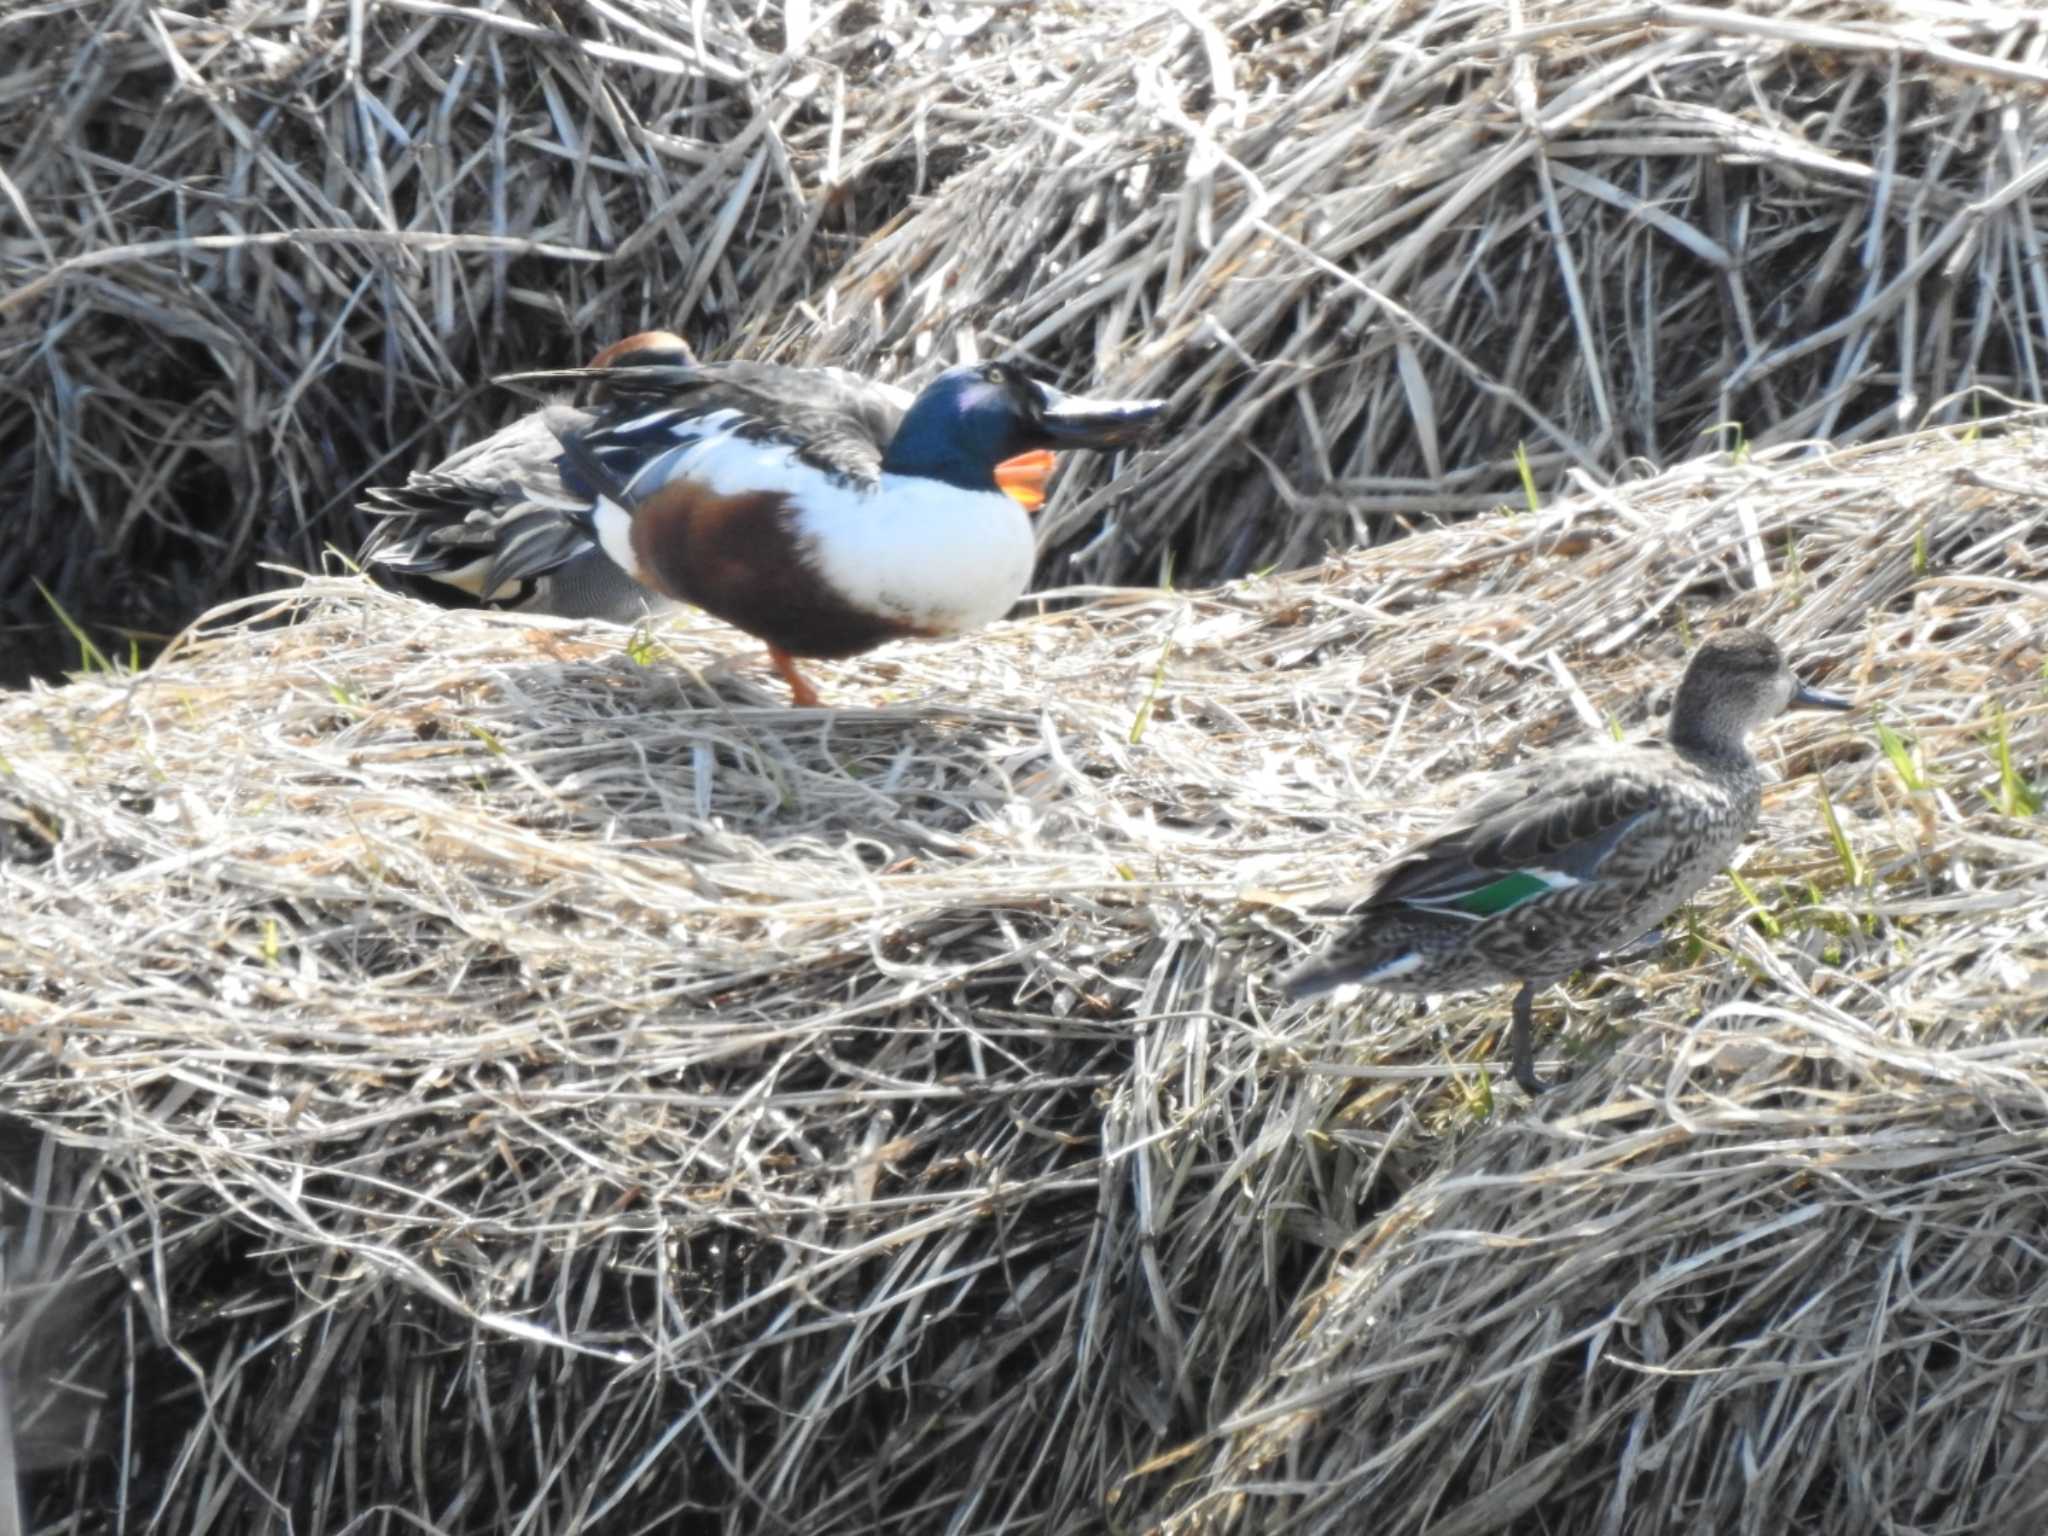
[0,416,2043,1533]
[8,0,2048,684]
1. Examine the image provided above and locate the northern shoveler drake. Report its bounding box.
[360,343,1163,706]
[1286,629,1852,1095]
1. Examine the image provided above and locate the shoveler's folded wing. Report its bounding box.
[508,359,915,491]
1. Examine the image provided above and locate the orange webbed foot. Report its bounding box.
[767,646,823,709]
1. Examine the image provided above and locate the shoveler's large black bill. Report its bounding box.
[1790,681,1853,711]
[1034,385,1166,448]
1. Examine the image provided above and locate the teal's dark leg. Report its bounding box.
[1509,981,1545,1096]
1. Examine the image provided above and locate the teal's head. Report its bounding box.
[1669,629,1851,752]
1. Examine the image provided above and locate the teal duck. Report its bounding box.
[1287,629,1852,1094]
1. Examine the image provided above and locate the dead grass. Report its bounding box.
[0,414,2044,1533]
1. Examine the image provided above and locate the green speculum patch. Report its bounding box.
[1447,870,1559,916]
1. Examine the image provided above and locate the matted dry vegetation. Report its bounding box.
[7,0,2048,684]
[1,413,2044,1534]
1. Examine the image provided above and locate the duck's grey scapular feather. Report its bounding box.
[1287,628,1852,1095]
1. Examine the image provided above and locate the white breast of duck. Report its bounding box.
[798,472,1036,634]
[585,404,1037,638]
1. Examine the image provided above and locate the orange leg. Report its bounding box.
[993,450,1056,511]
[767,645,823,708]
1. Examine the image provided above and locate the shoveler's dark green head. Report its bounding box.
[880,362,1164,490]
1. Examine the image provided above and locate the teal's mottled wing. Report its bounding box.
[1359,754,1662,919]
